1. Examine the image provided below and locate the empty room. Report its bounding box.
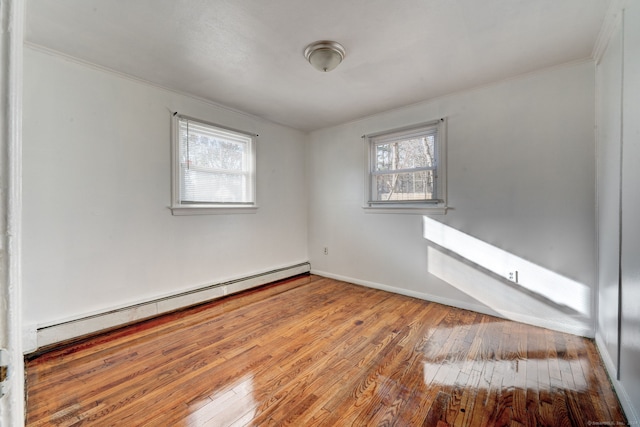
[1,0,639,425]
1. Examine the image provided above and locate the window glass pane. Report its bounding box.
[186,133,247,172]
[178,118,253,204]
[366,120,445,208]
[373,170,436,201]
[374,135,435,172]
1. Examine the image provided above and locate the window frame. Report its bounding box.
[363,118,447,214]
[170,114,258,215]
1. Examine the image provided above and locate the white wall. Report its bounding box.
[619,3,640,418]
[596,13,622,376]
[596,1,640,421]
[22,47,308,332]
[308,61,597,336]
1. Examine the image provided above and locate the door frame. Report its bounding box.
[0,0,25,425]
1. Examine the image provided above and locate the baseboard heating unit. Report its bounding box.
[32,262,310,351]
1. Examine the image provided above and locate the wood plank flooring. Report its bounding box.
[25,275,627,426]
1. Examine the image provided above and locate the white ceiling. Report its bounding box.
[26,0,611,131]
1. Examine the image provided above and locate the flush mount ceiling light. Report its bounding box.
[304,40,346,72]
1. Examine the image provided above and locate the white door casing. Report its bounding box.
[0,0,25,425]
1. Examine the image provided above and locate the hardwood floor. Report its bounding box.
[26,275,626,426]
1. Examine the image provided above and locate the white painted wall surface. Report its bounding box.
[22,47,308,333]
[596,16,622,373]
[595,2,640,421]
[308,61,597,335]
[619,3,640,421]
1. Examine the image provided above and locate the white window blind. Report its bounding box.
[176,116,255,206]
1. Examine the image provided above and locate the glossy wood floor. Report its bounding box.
[26,275,626,426]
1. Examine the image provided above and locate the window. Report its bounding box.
[364,119,446,213]
[171,114,256,215]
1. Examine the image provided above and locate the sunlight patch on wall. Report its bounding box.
[423,217,592,336]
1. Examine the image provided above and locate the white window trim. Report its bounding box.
[170,113,258,215]
[363,118,447,215]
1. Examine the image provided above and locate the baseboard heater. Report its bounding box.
[34,262,310,351]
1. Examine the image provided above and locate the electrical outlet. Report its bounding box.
[323,247,329,255]
[508,271,518,283]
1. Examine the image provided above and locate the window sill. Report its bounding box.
[362,205,447,215]
[170,205,259,216]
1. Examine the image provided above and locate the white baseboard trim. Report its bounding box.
[310,269,501,317]
[310,270,592,337]
[32,262,310,351]
[595,332,639,424]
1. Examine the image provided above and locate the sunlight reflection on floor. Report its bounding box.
[188,375,256,426]
[419,322,590,392]
[422,357,588,392]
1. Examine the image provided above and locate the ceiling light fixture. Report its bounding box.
[304,40,346,72]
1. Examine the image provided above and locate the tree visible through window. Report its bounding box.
[367,120,446,209]
[172,115,256,210]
